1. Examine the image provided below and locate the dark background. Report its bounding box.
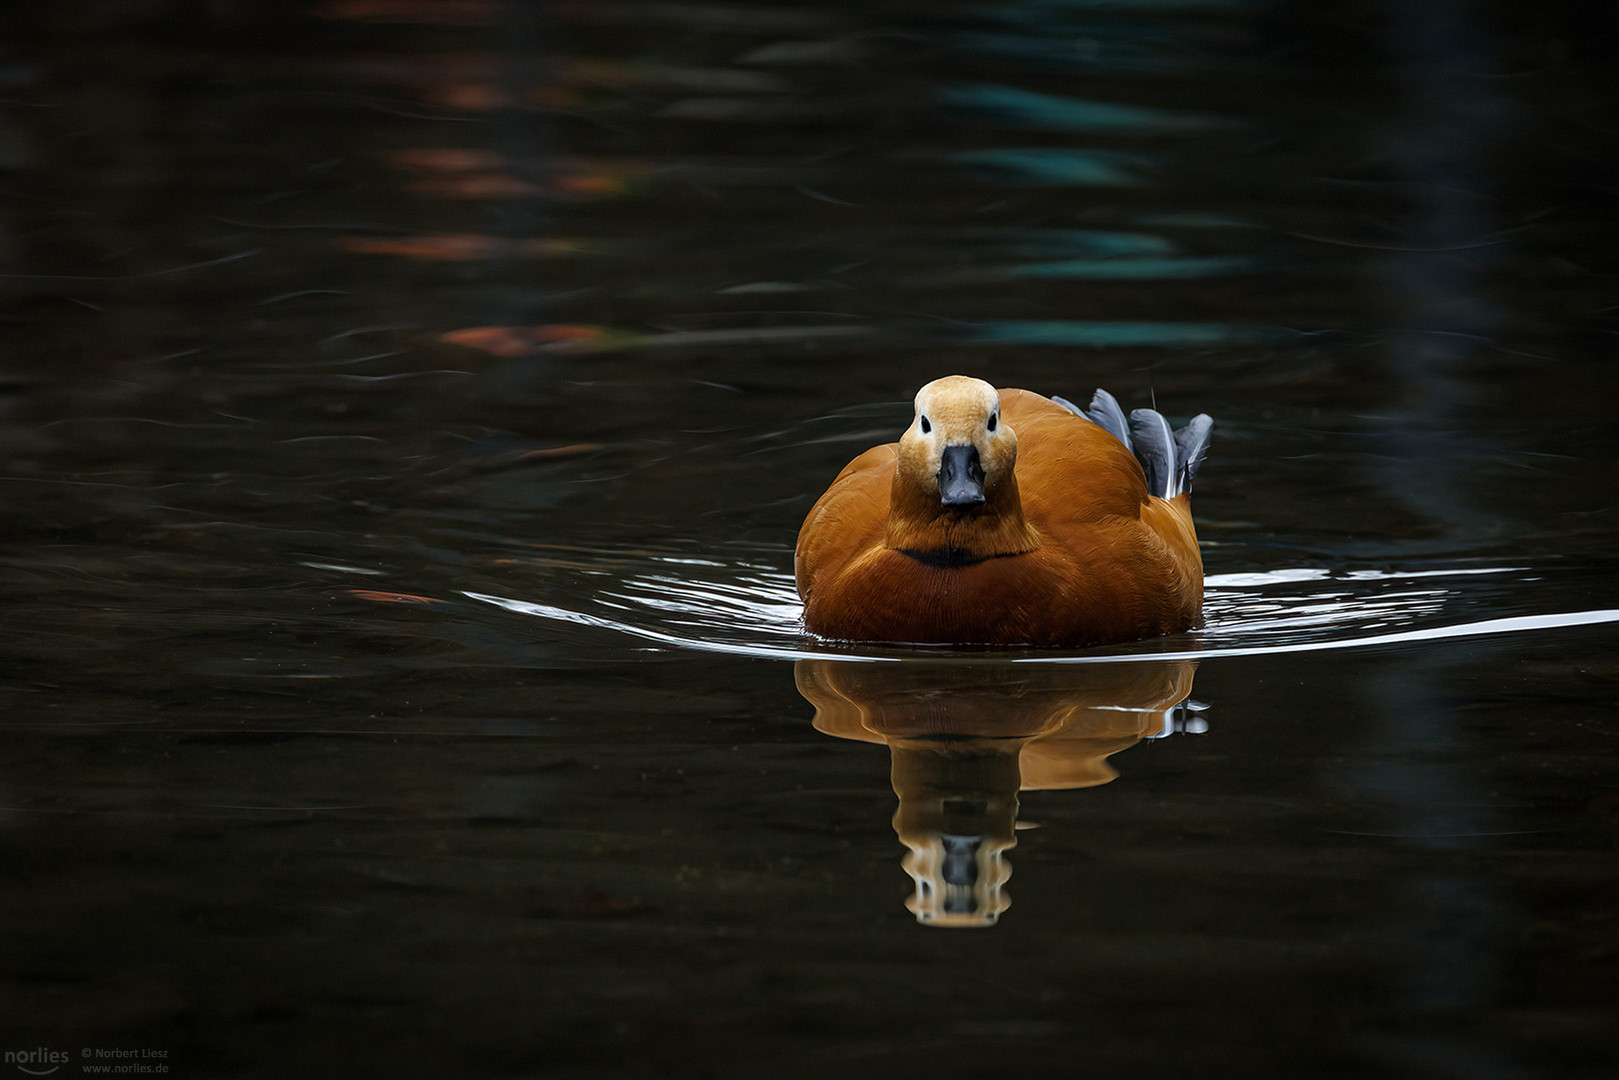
[2,2,1616,1077]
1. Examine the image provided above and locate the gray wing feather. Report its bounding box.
[1172,413,1213,494]
[1129,408,1179,498]
[1053,387,1213,498]
[1082,389,1132,451]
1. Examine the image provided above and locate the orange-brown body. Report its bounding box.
[795,384,1203,647]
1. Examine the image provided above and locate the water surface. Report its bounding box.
[2,1,1617,1077]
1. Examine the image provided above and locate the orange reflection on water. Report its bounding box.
[798,658,1198,928]
[440,324,612,358]
[389,148,647,201]
[337,234,587,262]
[421,83,589,111]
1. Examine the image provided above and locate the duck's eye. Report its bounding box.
[987,413,998,432]
[919,415,931,434]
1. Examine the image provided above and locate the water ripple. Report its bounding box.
[460,556,1618,663]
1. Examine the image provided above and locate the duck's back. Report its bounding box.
[795,388,1203,646]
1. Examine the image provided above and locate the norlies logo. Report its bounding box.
[4,1048,68,1076]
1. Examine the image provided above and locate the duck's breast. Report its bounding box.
[803,539,1186,647]
[795,442,895,602]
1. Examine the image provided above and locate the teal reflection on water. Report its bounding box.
[964,320,1254,347]
[1009,255,1267,279]
[956,31,1188,74]
[953,147,1154,186]
[941,83,1211,133]
[974,228,1180,257]
[985,0,1259,12]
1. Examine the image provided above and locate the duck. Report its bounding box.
[795,375,1212,646]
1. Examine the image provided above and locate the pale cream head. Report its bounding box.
[897,375,1018,506]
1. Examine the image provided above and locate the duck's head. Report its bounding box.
[897,375,1018,509]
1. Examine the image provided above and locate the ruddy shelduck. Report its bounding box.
[795,376,1212,646]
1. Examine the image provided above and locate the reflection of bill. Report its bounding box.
[797,659,1201,928]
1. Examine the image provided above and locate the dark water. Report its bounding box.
[4,1,1618,1076]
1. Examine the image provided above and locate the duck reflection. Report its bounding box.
[796,658,1201,928]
